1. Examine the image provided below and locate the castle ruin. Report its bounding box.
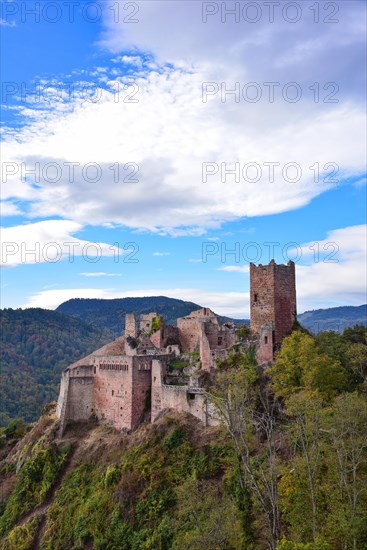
[57,260,296,435]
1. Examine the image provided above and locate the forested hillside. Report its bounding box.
[0,324,366,549]
[0,309,112,426]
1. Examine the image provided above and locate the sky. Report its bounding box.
[1,0,366,318]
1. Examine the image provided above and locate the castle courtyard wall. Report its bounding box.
[60,365,94,423]
[131,356,154,427]
[94,356,134,430]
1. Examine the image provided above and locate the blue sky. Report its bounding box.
[1,0,366,317]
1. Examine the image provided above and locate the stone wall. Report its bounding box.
[250,261,276,334]
[200,326,213,371]
[139,312,157,333]
[188,308,218,320]
[204,323,236,349]
[151,360,165,421]
[273,262,297,343]
[125,313,137,338]
[151,360,218,425]
[131,356,154,427]
[150,321,179,349]
[257,322,275,364]
[68,376,94,420]
[56,370,69,418]
[178,310,237,367]
[56,370,70,436]
[94,356,134,431]
[177,317,201,352]
[59,365,94,426]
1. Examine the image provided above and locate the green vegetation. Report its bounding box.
[236,326,251,340]
[0,325,366,549]
[150,316,162,334]
[0,308,112,425]
[38,418,234,549]
[1,516,42,550]
[269,331,347,400]
[0,440,70,536]
[209,328,367,549]
[168,359,189,372]
[0,419,29,442]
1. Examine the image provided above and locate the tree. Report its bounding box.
[209,359,282,549]
[345,343,367,384]
[285,391,323,541]
[269,332,347,400]
[171,478,243,549]
[343,325,367,345]
[316,331,367,389]
[329,393,367,549]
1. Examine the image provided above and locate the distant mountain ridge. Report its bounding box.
[56,296,247,335]
[57,296,366,336]
[298,304,367,334]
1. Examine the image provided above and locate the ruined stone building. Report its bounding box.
[57,260,296,434]
[177,308,237,370]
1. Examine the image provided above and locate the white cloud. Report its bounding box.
[1,201,22,216]
[112,55,144,68]
[0,220,120,267]
[296,225,367,311]
[353,177,367,188]
[19,225,367,314]
[211,225,367,311]
[21,287,249,317]
[3,88,364,232]
[152,252,170,256]
[2,0,365,234]
[218,265,249,273]
[80,272,122,277]
[101,0,366,101]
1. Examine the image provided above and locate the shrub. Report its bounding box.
[4,419,28,440]
[104,465,121,488]
[163,427,185,449]
[0,443,70,536]
[151,317,162,333]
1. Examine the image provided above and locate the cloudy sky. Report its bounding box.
[1,0,366,317]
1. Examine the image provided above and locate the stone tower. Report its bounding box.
[250,259,296,362]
